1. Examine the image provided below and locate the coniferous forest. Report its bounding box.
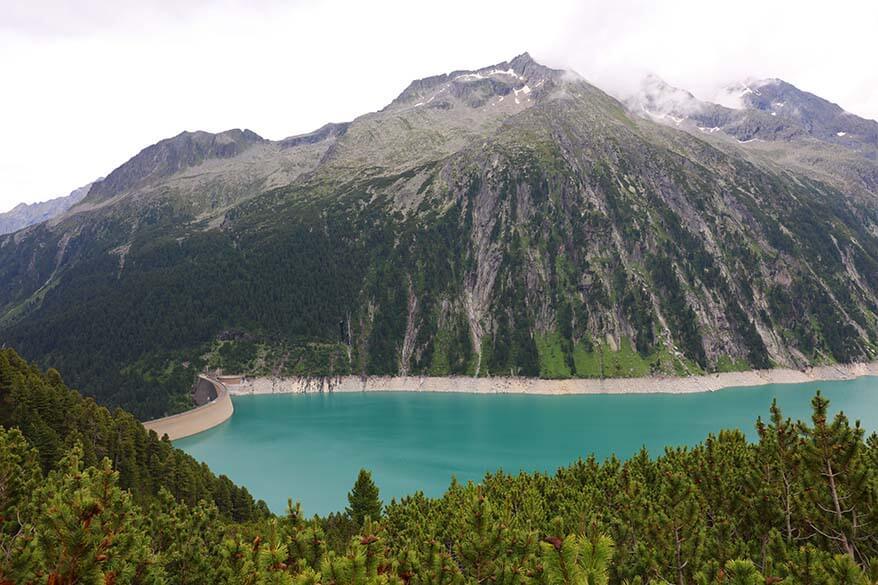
[5,348,878,584]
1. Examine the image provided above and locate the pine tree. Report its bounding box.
[33,444,159,584]
[0,427,42,583]
[720,559,764,585]
[147,487,224,585]
[647,453,705,585]
[455,488,505,582]
[756,399,802,544]
[579,532,614,585]
[219,535,258,585]
[539,517,614,585]
[798,392,872,562]
[396,539,463,585]
[347,469,383,527]
[829,554,870,585]
[257,519,294,585]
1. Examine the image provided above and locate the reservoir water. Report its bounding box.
[176,377,878,515]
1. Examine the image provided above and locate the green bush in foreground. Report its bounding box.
[4,348,878,583]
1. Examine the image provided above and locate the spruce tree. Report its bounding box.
[347,469,383,527]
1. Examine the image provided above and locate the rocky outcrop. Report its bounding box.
[85,129,265,202]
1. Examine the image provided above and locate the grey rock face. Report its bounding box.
[736,79,878,146]
[626,74,878,195]
[279,123,349,149]
[85,129,266,202]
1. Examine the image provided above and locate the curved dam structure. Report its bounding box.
[143,375,233,440]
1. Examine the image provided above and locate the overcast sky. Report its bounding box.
[1,0,876,212]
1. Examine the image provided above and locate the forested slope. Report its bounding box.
[0,348,267,522]
[4,350,878,583]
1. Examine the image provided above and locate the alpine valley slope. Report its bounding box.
[1,53,877,419]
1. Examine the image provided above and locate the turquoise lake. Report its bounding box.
[176,377,878,515]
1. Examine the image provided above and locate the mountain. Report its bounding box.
[1,53,877,418]
[626,75,878,196]
[628,74,878,148]
[0,181,97,235]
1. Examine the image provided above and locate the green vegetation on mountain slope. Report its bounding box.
[1,56,877,418]
[6,349,878,583]
[0,348,268,522]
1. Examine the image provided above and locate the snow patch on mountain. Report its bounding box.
[454,68,525,82]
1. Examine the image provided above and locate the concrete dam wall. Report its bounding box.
[143,375,234,440]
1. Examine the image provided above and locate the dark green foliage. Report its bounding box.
[347,468,383,527]
[723,300,771,370]
[5,353,878,583]
[0,348,267,522]
[217,340,259,373]
[767,277,867,363]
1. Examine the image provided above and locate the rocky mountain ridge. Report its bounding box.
[625,74,878,196]
[627,74,878,146]
[0,181,97,235]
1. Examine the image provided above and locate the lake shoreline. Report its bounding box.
[181,369,878,515]
[225,361,878,396]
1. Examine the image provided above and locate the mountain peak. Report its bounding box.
[509,51,536,73]
[389,52,562,111]
[622,74,878,173]
[86,128,266,202]
[625,74,705,123]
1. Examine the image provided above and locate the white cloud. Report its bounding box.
[542,0,878,115]
[1,0,875,212]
